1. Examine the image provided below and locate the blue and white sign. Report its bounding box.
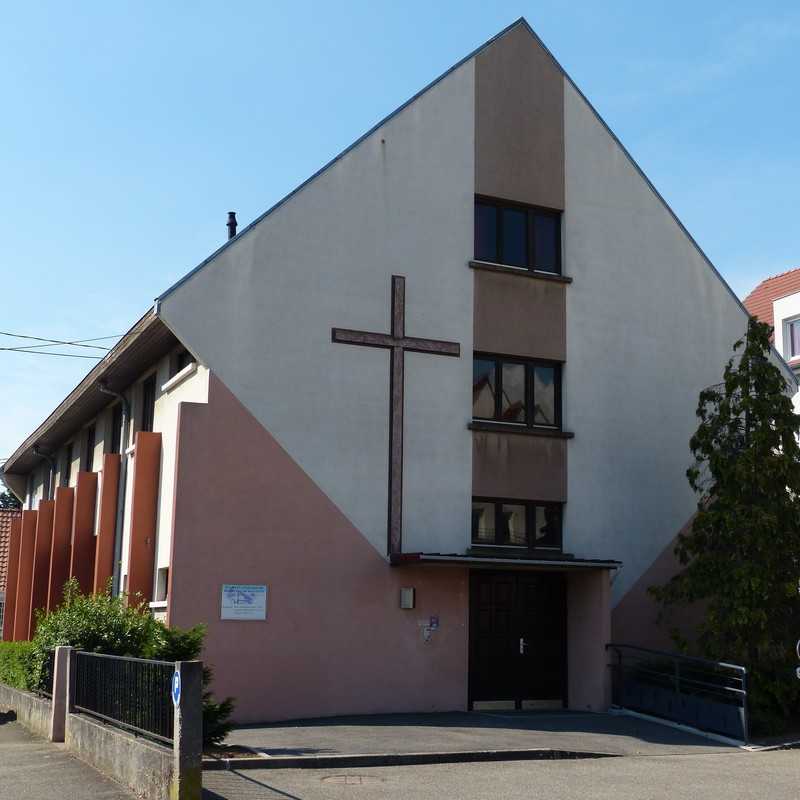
[221,584,268,621]
[171,670,181,707]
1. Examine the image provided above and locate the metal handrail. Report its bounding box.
[607,643,747,674]
[606,642,749,742]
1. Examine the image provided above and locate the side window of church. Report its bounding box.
[140,375,156,433]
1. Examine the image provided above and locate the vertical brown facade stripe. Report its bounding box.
[2,516,22,641]
[475,23,565,210]
[93,454,121,593]
[127,431,162,602]
[29,500,55,636]
[13,510,37,641]
[69,471,98,594]
[48,487,74,610]
[473,269,566,360]
[472,432,567,502]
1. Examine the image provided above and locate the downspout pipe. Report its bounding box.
[32,446,56,502]
[98,381,130,596]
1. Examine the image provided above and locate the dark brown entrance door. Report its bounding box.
[469,571,566,707]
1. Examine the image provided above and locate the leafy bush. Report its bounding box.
[30,579,234,746]
[0,641,35,690]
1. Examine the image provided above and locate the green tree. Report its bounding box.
[651,318,800,732]
[0,489,22,510]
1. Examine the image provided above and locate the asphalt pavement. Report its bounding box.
[203,749,800,800]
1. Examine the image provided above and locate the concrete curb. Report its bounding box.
[203,748,620,771]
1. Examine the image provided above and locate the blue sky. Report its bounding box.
[1,1,798,462]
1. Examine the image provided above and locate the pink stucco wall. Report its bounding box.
[167,374,469,723]
[567,568,611,711]
[612,517,705,653]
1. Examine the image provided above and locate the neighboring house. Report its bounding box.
[1,19,795,722]
[0,508,21,635]
[743,267,800,410]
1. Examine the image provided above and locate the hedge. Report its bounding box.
[0,641,35,691]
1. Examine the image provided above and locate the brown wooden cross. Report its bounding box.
[332,275,460,555]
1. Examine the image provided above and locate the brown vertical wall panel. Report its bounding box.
[69,471,98,594]
[472,432,567,502]
[2,517,22,641]
[473,269,566,360]
[475,24,564,210]
[126,431,161,603]
[13,511,37,641]
[48,487,74,610]
[93,454,121,594]
[29,500,55,636]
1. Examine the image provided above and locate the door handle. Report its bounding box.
[519,637,527,655]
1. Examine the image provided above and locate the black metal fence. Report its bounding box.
[607,643,748,741]
[74,652,174,744]
[34,650,56,698]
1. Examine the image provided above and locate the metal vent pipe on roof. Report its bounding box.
[227,211,237,240]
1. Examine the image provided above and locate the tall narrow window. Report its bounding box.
[788,320,800,359]
[472,359,496,420]
[110,404,123,454]
[140,375,156,433]
[61,442,73,487]
[474,202,498,263]
[83,424,96,472]
[501,207,527,267]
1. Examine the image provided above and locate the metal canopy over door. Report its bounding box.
[469,571,566,708]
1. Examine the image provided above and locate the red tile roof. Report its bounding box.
[743,267,800,333]
[0,509,21,594]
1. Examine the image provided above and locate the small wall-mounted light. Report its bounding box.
[399,587,415,609]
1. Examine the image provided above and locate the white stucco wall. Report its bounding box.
[771,293,800,413]
[159,61,476,556]
[152,361,209,572]
[118,352,209,593]
[562,80,793,602]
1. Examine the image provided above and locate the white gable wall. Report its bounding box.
[562,80,788,601]
[159,61,475,556]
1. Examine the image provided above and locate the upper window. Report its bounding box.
[171,348,193,377]
[110,404,123,454]
[473,355,561,428]
[140,375,156,433]
[472,498,563,550]
[83,424,96,472]
[61,442,74,487]
[474,197,561,274]
[787,319,800,360]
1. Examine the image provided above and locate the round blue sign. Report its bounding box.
[171,670,181,707]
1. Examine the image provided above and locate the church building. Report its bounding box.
[2,19,793,722]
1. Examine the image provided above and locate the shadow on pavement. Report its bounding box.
[204,770,306,800]
[0,710,17,726]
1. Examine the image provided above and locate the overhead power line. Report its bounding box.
[0,331,122,351]
[0,348,102,359]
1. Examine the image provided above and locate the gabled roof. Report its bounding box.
[3,17,798,487]
[153,17,795,394]
[1,312,179,478]
[743,267,800,332]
